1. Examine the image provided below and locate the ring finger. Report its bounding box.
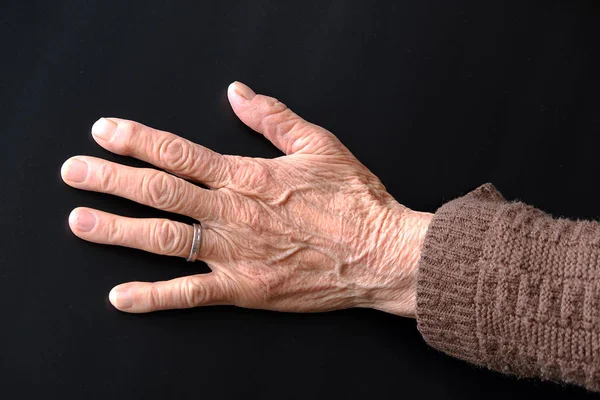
[68,207,220,260]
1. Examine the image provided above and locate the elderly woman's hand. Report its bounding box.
[61,82,432,317]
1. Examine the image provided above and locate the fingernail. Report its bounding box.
[62,158,88,183]
[70,209,96,232]
[231,81,256,101]
[91,117,117,140]
[109,287,133,309]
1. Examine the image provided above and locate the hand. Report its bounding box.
[61,82,432,316]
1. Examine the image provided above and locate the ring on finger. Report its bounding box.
[186,222,203,262]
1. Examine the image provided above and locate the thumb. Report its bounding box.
[227,81,346,155]
[108,274,229,313]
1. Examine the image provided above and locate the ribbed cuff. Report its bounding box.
[416,184,505,365]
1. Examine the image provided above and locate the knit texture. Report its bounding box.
[416,183,600,391]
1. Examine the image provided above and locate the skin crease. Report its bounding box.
[60,81,433,317]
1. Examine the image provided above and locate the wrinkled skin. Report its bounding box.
[61,82,432,316]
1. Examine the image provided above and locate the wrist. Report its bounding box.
[368,206,433,318]
[401,209,433,317]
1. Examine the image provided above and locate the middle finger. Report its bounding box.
[61,156,223,220]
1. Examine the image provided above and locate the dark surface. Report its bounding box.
[1,0,600,398]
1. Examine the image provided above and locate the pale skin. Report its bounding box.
[61,82,433,317]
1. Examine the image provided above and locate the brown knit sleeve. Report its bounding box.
[416,183,600,391]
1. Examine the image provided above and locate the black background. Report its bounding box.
[2,0,600,398]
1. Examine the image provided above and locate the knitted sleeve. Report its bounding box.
[416,183,600,392]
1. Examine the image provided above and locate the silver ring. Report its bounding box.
[186,222,203,262]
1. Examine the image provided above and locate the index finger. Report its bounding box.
[90,117,232,188]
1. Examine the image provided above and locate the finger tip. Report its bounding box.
[92,116,105,126]
[226,82,239,104]
[68,207,86,234]
[108,286,130,312]
[229,80,244,91]
[91,117,106,137]
[108,287,118,307]
[227,81,237,93]
[91,117,118,141]
[60,160,70,181]
[68,207,96,234]
[68,208,79,229]
[60,156,79,178]
[109,284,135,311]
[228,81,256,103]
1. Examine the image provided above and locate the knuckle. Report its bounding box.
[180,276,208,307]
[260,95,287,113]
[145,173,177,209]
[206,156,229,186]
[207,192,231,222]
[231,160,271,190]
[115,121,139,154]
[153,220,181,255]
[275,116,303,138]
[97,163,118,192]
[230,270,271,308]
[216,155,238,186]
[159,137,193,172]
[260,101,290,127]
[308,130,342,154]
[148,284,162,310]
[215,276,247,307]
[106,218,124,243]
